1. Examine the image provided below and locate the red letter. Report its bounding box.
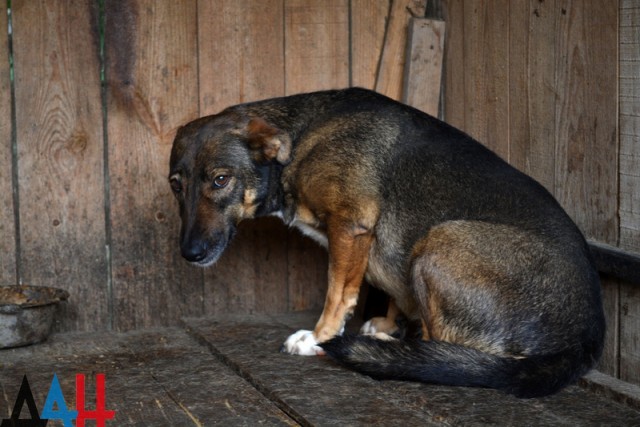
[75,374,115,427]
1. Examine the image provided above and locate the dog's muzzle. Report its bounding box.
[180,229,235,267]
[181,237,210,263]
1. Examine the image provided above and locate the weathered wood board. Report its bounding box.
[508,0,558,194]
[403,18,446,117]
[461,0,510,160]
[198,0,290,316]
[599,276,620,377]
[284,0,349,94]
[375,0,427,100]
[350,0,390,88]
[0,329,294,426]
[105,0,203,330]
[197,0,285,115]
[443,0,619,245]
[0,2,16,286]
[553,0,618,245]
[184,311,640,426]
[620,0,640,253]
[442,0,465,127]
[11,0,109,331]
[2,312,640,425]
[621,282,640,385]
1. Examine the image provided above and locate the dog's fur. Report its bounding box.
[169,88,605,398]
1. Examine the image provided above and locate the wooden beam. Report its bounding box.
[590,241,640,286]
[375,0,427,100]
[403,17,446,117]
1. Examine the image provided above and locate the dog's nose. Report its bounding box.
[181,240,207,263]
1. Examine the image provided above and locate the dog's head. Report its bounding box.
[169,112,291,266]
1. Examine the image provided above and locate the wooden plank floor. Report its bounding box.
[1,311,639,426]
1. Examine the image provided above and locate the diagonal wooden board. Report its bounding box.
[0,329,294,426]
[1,311,640,426]
[184,311,640,426]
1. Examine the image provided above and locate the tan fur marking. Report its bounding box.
[241,188,258,218]
[295,204,320,226]
[421,319,431,341]
[313,217,373,343]
[412,220,549,356]
[246,117,291,163]
[291,203,327,247]
[357,199,379,231]
[365,299,400,335]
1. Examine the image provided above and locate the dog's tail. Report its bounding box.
[320,335,595,398]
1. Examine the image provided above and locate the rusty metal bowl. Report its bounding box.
[0,285,69,349]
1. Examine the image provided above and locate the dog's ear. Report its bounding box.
[245,117,291,164]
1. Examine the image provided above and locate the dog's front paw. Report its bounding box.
[280,330,324,356]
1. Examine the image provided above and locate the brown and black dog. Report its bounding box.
[169,88,604,398]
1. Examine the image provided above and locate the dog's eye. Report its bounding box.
[213,175,230,188]
[169,177,182,194]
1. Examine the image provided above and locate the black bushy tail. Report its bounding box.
[320,334,592,398]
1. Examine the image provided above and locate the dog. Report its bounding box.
[169,88,605,398]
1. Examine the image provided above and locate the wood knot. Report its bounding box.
[67,131,88,154]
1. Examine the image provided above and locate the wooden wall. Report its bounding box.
[0,0,427,332]
[0,0,638,383]
[443,0,619,244]
[442,0,640,386]
[617,0,640,386]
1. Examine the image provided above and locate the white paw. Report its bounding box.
[281,330,324,356]
[360,319,378,335]
[360,317,399,336]
[373,331,396,341]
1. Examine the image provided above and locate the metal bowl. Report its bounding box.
[0,285,69,349]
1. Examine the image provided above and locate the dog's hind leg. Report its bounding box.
[408,221,509,351]
[360,299,400,337]
[409,220,561,355]
[282,216,373,355]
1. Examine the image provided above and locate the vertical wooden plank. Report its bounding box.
[0,2,16,285]
[350,0,390,89]
[508,0,557,193]
[442,0,465,128]
[554,0,618,244]
[619,0,640,253]
[285,0,350,311]
[621,282,640,384]
[203,218,291,315]
[375,0,426,100]
[12,0,107,331]
[197,0,289,316]
[598,276,620,377]
[285,0,349,94]
[618,1,639,383]
[462,0,510,159]
[620,134,640,252]
[106,0,202,330]
[403,18,446,116]
[198,0,285,115]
